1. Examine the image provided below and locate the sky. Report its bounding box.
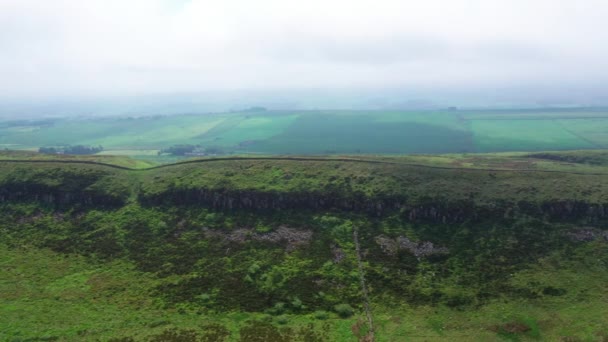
[1,0,608,105]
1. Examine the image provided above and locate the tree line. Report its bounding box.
[159,144,225,156]
[39,145,104,155]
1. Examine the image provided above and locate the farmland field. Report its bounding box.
[555,118,608,148]
[2,108,608,157]
[470,119,595,152]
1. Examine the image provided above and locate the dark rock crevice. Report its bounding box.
[3,182,608,224]
[0,183,126,207]
[140,188,608,224]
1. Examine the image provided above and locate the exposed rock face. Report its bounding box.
[141,188,400,215]
[0,184,124,206]
[142,188,608,223]
[202,226,313,251]
[565,228,608,242]
[540,201,607,221]
[331,244,346,263]
[375,235,449,258]
[17,212,65,224]
[3,180,608,224]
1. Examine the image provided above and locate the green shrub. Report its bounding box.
[290,296,305,311]
[239,321,288,342]
[149,328,199,342]
[200,323,231,342]
[313,310,329,320]
[333,304,355,318]
[275,315,289,325]
[265,302,286,316]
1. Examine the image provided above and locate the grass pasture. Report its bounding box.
[198,114,299,146]
[246,113,474,154]
[555,118,608,148]
[2,108,608,157]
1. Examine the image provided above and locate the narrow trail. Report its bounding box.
[353,229,375,342]
[1,156,608,176]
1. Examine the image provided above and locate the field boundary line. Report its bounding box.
[1,157,608,176]
[553,119,603,149]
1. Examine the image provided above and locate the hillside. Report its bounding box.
[0,151,607,341]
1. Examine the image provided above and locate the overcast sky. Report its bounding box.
[1,0,608,100]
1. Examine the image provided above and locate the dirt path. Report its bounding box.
[353,229,375,341]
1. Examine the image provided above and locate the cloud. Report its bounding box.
[0,0,607,98]
[252,32,450,64]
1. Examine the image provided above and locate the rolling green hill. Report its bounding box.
[0,151,607,341]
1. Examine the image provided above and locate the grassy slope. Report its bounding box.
[3,150,608,204]
[139,157,608,205]
[1,244,605,341]
[6,148,608,171]
[0,150,156,169]
[4,149,608,200]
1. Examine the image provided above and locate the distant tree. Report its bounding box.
[160,144,227,156]
[39,145,103,155]
[160,145,198,156]
[204,146,225,155]
[244,106,267,112]
[38,147,58,154]
[63,145,103,155]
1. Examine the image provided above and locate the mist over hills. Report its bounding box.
[2,85,607,119]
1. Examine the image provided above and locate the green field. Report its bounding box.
[470,120,595,152]
[2,108,608,157]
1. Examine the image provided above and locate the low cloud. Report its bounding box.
[0,0,607,100]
